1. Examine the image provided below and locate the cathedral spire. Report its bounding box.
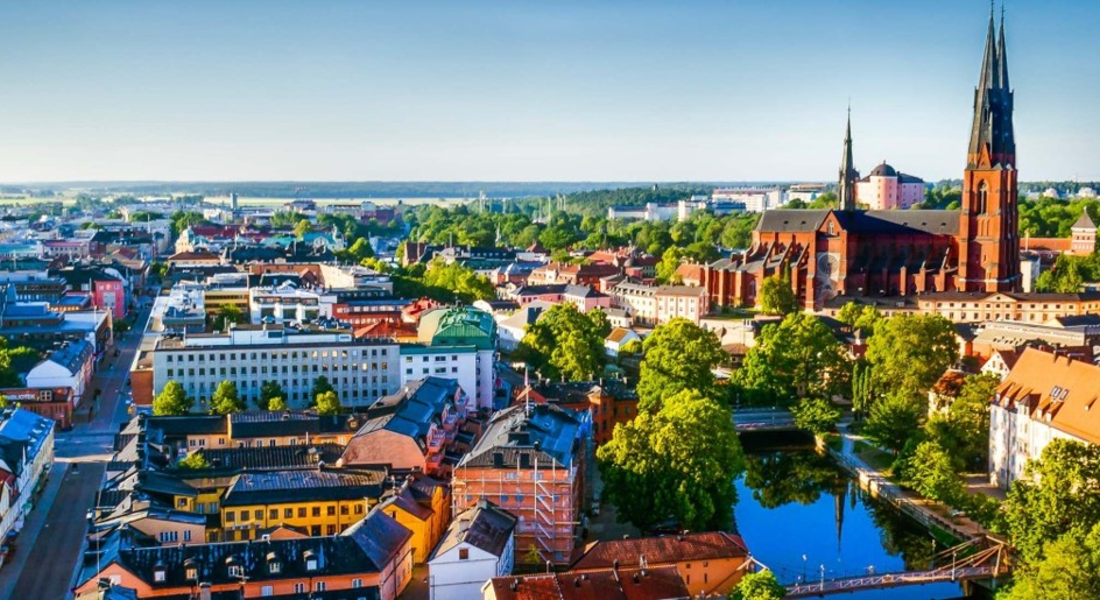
[996,4,1010,91]
[838,105,858,211]
[968,5,1007,166]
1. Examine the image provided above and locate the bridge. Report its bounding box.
[733,408,799,432]
[776,538,1009,598]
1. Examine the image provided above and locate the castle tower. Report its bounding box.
[1071,211,1097,255]
[957,8,1020,292]
[838,107,859,212]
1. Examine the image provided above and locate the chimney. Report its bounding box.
[199,583,212,600]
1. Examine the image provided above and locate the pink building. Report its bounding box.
[563,285,611,313]
[655,285,710,325]
[856,162,926,210]
[93,279,126,320]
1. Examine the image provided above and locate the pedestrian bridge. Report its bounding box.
[732,408,799,432]
[778,539,1009,598]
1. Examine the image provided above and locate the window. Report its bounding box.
[254,509,263,520]
[459,548,470,560]
[312,506,321,517]
[306,558,318,571]
[154,569,166,582]
[315,582,327,592]
[269,509,278,520]
[327,505,336,516]
[226,511,235,523]
[352,578,363,588]
[341,505,349,515]
[186,567,198,581]
[228,565,244,578]
[261,586,273,597]
[284,508,293,519]
[298,507,307,518]
[184,530,191,542]
[294,583,306,594]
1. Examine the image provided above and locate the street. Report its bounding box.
[0,303,151,600]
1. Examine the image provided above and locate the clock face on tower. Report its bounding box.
[816,252,840,283]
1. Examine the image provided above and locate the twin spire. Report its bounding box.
[968,4,1015,166]
[838,105,858,212]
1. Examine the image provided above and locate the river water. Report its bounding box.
[734,437,992,599]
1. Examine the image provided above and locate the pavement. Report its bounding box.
[0,303,151,600]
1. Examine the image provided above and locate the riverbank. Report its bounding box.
[826,425,998,545]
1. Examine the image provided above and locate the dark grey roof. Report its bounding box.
[228,410,327,439]
[834,209,959,236]
[221,468,387,506]
[430,498,516,561]
[197,444,344,471]
[345,377,460,456]
[146,415,227,437]
[868,162,897,177]
[459,403,584,470]
[45,339,94,375]
[755,209,832,233]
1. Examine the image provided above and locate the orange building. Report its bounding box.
[452,403,589,566]
[571,532,751,597]
[74,509,414,600]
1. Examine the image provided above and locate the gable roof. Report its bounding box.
[487,566,689,600]
[996,348,1100,445]
[430,498,516,560]
[572,532,748,571]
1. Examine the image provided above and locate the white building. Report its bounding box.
[25,340,95,403]
[712,188,784,213]
[428,499,516,600]
[609,282,658,325]
[990,348,1100,489]
[855,162,926,210]
[0,409,55,546]
[606,203,678,222]
[249,281,323,325]
[655,285,710,325]
[786,183,826,204]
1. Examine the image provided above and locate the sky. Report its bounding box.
[1,0,1098,184]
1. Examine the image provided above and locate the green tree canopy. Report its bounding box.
[311,376,335,401]
[294,219,314,238]
[1000,439,1100,563]
[178,451,211,470]
[154,381,192,416]
[636,318,725,413]
[946,373,999,468]
[758,273,798,315]
[835,302,883,336]
[730,570,786,600]
[419,258,496,303]
[314,390,342,416]
[210,380,246,415]
[790,397,841,435]
[516,303,606,382]
[268,396,288,411]
[735,313,850,406]
[866,314,958,397]
[863,390,926,455]
[895,439,966,504]
[212,303,246,332]
[998,522,1100,600]
[259,381,286,411]
[597,389,743,532]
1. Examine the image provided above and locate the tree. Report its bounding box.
[851,360,874,419]
[730,570,786,600]
[735,313,850,405]
[865,314,958,397]
[314,390,342,416]
[516,303,605,382]
[178,451,211,470]
[212,303,246,332]
[340,237,374,263]
[154,381,192,416]
[597,389,743,532]
[790,397,840,435]
[863,391,926,455]
[656,247,685,284]
[311,376,334,401]
[210,380,245,415]
[998,523,1100,600]
[947,373,999,468]
[759,273,798,315]
[587,307,612,338]
[636,318,725,413]
[294,219,314,238]
[420,258,496,302]
[258,381,286,411]
[836,302,882,336]
[1000,439,1100,563]
[268,396,288,411]
[895,440,965,504]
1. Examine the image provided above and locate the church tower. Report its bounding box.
[957,8,1019,292]
[838,108,859,211]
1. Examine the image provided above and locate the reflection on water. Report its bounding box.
[735,443,984,599]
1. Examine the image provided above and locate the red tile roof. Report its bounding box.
[572,532,748,571]
[488,566,689,600]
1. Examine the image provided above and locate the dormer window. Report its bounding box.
[228,565,244,578]
[267,552,281,574]
[184,558,199,582]
[304,549,318,572]
[153,561,166,582]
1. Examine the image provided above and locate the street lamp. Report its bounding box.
[819,564,825,592]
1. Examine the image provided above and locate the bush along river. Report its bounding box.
[735,432,993,600]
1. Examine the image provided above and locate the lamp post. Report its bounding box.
[819,564,825,592]
[952,550,958,581]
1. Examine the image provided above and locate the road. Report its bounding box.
[0,303,151,600]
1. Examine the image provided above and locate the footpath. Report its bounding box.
[829,424,998,544]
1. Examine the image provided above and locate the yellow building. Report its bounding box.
[376,474,451,564]
[219,468,387,541]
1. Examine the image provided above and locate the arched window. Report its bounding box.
[977,182,989,215]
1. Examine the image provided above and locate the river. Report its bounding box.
[735,435,993,599]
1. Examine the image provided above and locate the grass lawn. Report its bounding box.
[854,440,895,473]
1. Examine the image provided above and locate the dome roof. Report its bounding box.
[869,162,897,177]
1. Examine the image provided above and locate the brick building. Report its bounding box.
[703,13,1020,311]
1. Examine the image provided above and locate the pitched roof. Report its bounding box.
[221,468,387,506]
[572,532,748,571]
[197,444,344,471]
[459,403,585,470]
[1073,211,1097,230]
[487,566,689,600]
[430,498,516,560]
[996,348,1100,445]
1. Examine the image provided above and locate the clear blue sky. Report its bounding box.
[0,0,1096,183]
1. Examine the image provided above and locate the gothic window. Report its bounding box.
[977,182,989,215]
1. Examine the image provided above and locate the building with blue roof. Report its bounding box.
[0,408,56,547]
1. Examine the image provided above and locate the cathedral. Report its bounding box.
[703,11,1020,311]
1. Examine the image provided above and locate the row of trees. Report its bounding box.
[153,375,343,416]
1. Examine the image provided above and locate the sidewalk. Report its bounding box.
[0,460,68,599]
[832,424,994,542]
